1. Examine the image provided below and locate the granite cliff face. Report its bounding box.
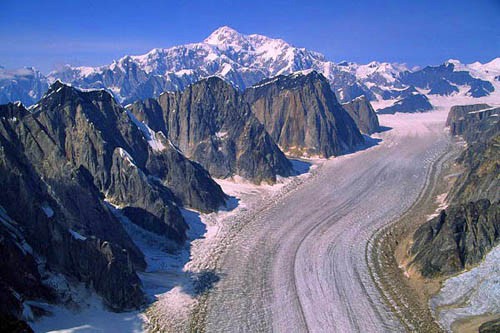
[446,104,499,203]
[410,104,499,277]
[446,104,491,130]
[243,71,364,157]
[129,77,293,183]
[341,96,380,134]
[0,82,227,325]
[450,135,500,203]
[411,200,499,277]
[446,104,499,141]
[0,103,145,316]
[27,81,225,239]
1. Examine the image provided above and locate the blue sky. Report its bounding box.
[0,0,498,73]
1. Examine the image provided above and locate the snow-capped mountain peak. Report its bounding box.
[445,58,462,66]
[2,27,498,111]
[335,60,409,81]
[204,26,251,50]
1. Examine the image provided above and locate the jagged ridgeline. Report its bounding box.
[0,81,228,319]
[244,71,365,157]
[409,104,499,278]
[128,76,294,183]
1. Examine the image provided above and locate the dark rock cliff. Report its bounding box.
[0,82,227,325]
[411,200,499,277]
[129,77,293,183]
[0,118,145,314]
[243,71,364,157]
[479,318,500,333]
[446,104,499,142]
[410,104,499,277]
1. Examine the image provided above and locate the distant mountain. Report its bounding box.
[399,61,494,97]
[244,71,364,157]
[1,26,499,112]
[48,26,351,104]
[0,67,48,106]
[377,93,433,114]
[338,59,499,111]
[128,77,293,183]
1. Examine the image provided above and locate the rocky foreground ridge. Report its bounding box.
[410,104,499,278]
[341,95,380,134]
[0,81,229,327]
[0,71,375,329]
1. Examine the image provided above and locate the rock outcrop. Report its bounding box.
[243,71,364,157]
[129,77,293,183]
[0,124,145,314]
[29,81,225,233]
[410,199,499,277]
[446,104,499,142]
[446,104,491,130]
[409,104,500,277]
[450,135,500,203]
[341,96,380,134]
[479,318,500,333]
[0,313,34,333]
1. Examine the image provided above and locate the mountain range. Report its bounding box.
[0,25,499,332]
[1,26,499,113]
[1,66,373,329]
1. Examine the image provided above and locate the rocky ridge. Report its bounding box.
[0,82,227,326]
[129,76,294,183]
[410,104,499,277]
[341,95,380,134]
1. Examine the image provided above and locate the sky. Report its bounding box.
[0,0,498,73]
